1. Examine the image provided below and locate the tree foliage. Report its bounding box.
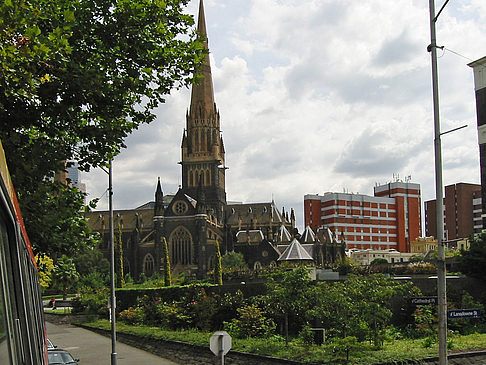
[35,254,54,289]
[115,220,124,288]
[265,267,313,345]
[213,239,222,285]
[53,254,79,300]
[162,237,172,287]
[0,0,205,257]
[458,233,486,281]
[222,251,248,270]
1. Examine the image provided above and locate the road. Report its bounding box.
[46,321,180,364]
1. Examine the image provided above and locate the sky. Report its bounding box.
[83,0,486,233]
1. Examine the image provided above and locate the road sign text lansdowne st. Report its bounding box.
[447,309,481,319]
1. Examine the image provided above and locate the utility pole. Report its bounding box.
[108,160,118,365]
[428,0,448,364]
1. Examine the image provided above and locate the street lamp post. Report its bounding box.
[108,160,117,365]
[428,1,450,364]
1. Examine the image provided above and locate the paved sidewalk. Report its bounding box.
[46,321,180,364]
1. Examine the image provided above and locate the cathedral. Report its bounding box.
[86,0,344,280]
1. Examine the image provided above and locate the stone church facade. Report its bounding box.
[85,0,343,280]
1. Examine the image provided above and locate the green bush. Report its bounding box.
[71,288,109,316]
[226,305,276,338]
[188,288,217,331]
[119,307,145,325]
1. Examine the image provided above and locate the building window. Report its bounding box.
[143,254,155,277]
[170,226,193,265]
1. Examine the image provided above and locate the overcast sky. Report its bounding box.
[84,0,486,232]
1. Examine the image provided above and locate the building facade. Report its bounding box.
[468,56,486,229]
[304,181,421,252]
[349,249,415,265]
[425,183,482,241]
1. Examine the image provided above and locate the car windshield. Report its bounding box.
[47,338,55,349]
[48,351,76,364]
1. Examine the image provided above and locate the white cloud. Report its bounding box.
[84,0,486,232]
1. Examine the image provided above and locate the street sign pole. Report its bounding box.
[210,331,231,365]
[219,334,224,365]
[428,0,448,363]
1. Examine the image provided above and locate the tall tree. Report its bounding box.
[162,237,171,287]
[53,255,79,300]
[265,267,312,346]
[0,0,205,256]
[115,220,124,288]
[213,239,222,285]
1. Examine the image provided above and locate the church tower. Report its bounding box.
[181,0,226,223]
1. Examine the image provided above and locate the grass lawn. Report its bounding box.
[77,319,486,364]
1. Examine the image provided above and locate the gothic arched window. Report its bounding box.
[143,254,154,277]
[169,226,193,265]
[205,169,210,186]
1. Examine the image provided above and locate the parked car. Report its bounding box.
[47,338,56,349]
[47,349,79,364]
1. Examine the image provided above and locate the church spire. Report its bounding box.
[189,0,215,120]
[155,177,164,216]
[180,0,226,223]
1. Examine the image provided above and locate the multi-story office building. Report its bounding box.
[468,56,486,229]
[304,181,421,252]
[425,182,482,241]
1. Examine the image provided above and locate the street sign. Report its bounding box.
[210,331,232,356]
[447,309,481,319]
[411,297,437,306]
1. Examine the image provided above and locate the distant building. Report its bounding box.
[425,183,482,241]
[410,236,437,255]
[349,249,415,265]
[468,56,486,229]
[66,161,87,199]
[304,181,421,252]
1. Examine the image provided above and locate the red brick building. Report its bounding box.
[425,183,482,241]
[304,182,421,252]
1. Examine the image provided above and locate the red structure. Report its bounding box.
[425,182,482,241]
[304,181,422,252]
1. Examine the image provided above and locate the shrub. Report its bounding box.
[226,305,276,338]
[188,288,217,331]
[324,336,369,364]
[119,307,145,325]
[158,302,192,330]
[212,290,246,329]
[71,287,109,316]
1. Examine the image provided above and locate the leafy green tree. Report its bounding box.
[1,0,205,257]
[222,251,248,270]
[370,258,388,266]
[162,237,172,286]
[458,233,486,281]
[265,267,312,345]
[35,254,55,289]
[53,255,79,300]
[409,254,425,263]
[213,240,223,285]
[74,246,110,290]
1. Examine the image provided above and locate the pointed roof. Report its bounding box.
[155,177,163,200]
[276,224,292,243]
[278,238,314,261]
[190,0,215,117]
[300,226,316,243]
